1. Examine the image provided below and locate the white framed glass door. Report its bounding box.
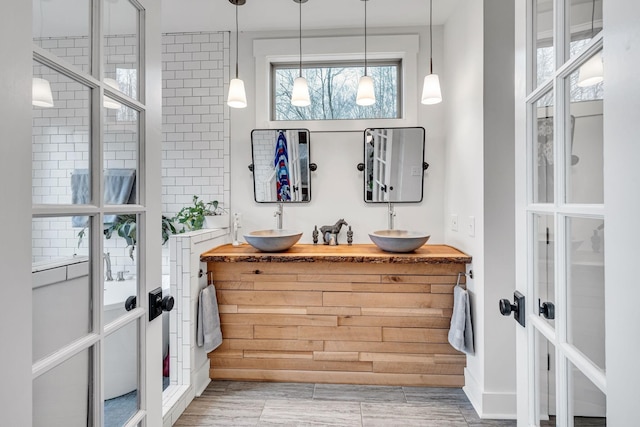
[515,0,606,425]
[31,0,162,425]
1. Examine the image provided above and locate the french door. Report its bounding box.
[31,0,162,425]
[515,0,606,425]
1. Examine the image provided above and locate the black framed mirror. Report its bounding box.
[250,129,311,203]
[363,127,426,203]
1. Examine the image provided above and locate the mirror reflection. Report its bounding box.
[251,129,311,203]
[364,127,425,203]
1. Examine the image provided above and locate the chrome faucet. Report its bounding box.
[274,202,283,230]
[388,202,396,230]
[104,252,113,281]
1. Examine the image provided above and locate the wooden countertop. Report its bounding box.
[200,243,471,264]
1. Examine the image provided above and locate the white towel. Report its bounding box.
[196,284,223,353]
[448,284,474,355]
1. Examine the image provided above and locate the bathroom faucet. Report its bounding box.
[388,202,396,230]
[104,252,113,281]
[274,202,283,230]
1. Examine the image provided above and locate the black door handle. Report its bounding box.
[538,300,555,319]
[499,291,526,327]
[125,296,136,311]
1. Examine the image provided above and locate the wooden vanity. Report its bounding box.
[200,243,472,387]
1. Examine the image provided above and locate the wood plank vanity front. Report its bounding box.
[201,244,472,387]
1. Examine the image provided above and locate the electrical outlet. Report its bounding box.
[450,214,458,232]
[233,212,242,228]
[468,216,475,237]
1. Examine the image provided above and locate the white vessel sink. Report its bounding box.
[369,229,430,253]
[244,229,303,252]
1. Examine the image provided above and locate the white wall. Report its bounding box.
[603,0,640,424]
[0,1,33,423]
[444,0,516,418]
[229,26,446,244]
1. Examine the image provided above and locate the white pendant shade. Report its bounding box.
[227,78,247,109]
[577,52,604,87]
[421,73,442,105]
[356,75,376,106]
[32,77,54,108]
[103,78,122,110]
[291,77,311,107]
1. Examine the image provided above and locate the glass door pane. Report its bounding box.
[568,360,606,424]
[537,331,557,426]
[568,0,603,60]
[534,0,554,86]
[534,214,555,327]
[534,91,555,203]
[103,0,140,101]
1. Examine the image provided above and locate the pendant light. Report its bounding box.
[32,0,54,108]
[291,0,311,107]
[577,0,603,87]
[356,0,375,106]
[421,0,442,105]
[227,0,247,109]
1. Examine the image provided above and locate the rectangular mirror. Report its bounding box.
[364,127,425,203]
[251,129,311,203]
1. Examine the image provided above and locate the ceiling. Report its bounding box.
[161,0,462,33]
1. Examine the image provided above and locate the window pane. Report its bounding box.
[104,0,139,101]
[567,360,606,425]
[534,91,554,203]
[537,331,557,426]
[33,348,93,426]
[103,99,139,205]
[534,0,554,86]
[566,51,603,204]
[32,216,93,362]
[33,0,91,73]
[104,319,140,426]
[273,63,399,120]
[33,61,91,205]
[567,216,605,370]
[534,214,555,327]
[568,0,602,60]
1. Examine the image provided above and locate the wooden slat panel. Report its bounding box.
[324,340,462,355]
[218,304,238,313]
[243,351,313,360]
[237,306,308,315]
[220,313,338,327]
[372,361,465,375]
[338,315,450,328]
[240,273,298,282]
[435,354,468,364]
[306,306,362,316]
[381,275,459,284]
[253,325,298,340]
[211,357,373,372]
[359,353,436,363]
[210,368,466,387]
[361,307,446,317]
[382,327,450,343]
[220,324,253,339]
[298,326,382,342]
[324,292,453,309]
[227,339,324,352]
[218,290,323,307]
[431,284,457,294]
[213,281,254,290]
[214,261,454,276]
[313,351,360,362]
[298,274,381,283]
[253,281,432,293]
[209,349,243,359]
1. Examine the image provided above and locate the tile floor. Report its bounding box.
[175,381,517,427]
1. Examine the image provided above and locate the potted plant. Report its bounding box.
[173,195,228,231]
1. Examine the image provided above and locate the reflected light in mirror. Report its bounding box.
[577,52,603,87]
[103,78,122,110]
[32,78,54,108]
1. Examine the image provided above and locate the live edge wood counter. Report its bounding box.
[201,244,472,387]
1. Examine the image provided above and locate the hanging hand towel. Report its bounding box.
[273,131,291,201]
[448,284,475,355]
[196,284,223,353]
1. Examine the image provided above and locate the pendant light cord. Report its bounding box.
[235,3,239,79]
[429,0,433,74]
[364,0,368,76]
[299,0,303,77]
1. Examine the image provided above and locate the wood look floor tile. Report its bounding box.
[225,381,315,400]
[313,384,406,403]
[258,399,363,426]
[361,402,468,427]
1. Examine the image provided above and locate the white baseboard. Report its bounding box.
[463,368,517,420]
[194,357,211,397]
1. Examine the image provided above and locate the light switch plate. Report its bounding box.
[468,216,475,237]
[450,214,458,232]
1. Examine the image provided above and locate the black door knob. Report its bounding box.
[498,291,526,327]
[499,299,515,316]
[125,295,136,311]
[539,300,555,319]
[162,295,175,312]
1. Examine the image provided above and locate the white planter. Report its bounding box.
[204,214,229,229]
